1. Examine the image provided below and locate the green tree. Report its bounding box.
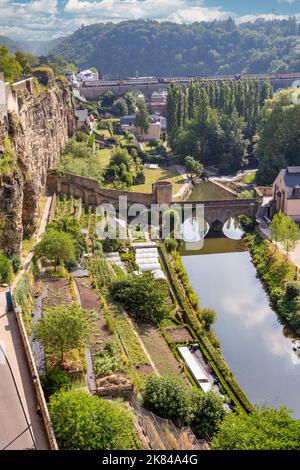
[185,156,203,179]
[49,389,140,450]
[211,406,300,450]
[134,98,150,135]
[33,303,96,363]
[256,90,300,185]
[143,375,193,426]
[15,51,32,75]
[34,229,76,269]
[202,308,217,330]
[281,215,300,259]
[0,252,12,284]
[112,97,128,117]
[0,46,22,81]
[191,390,225,439]
[270,211,286,249]
[111,272,169,324]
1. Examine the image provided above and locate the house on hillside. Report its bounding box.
[76,69,98,82]
[120,114,161,141]
[271,167,300,222]
[150,91,167,115]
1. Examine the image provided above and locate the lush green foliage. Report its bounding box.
[245,232,300,333]
[0,252,12,284]
[185,156,203,179]
[167,79,270,173]
[256,90,300,184]
[40,367,72,401]
[52,19,300,76]
[49,389,140,450]
[34,228,76,268]
[103,147,144,188]
[93,340,123,378]
[143,375,193,425]
[270,211,300,257]
[191,390,226,438]
[202,308,217,330]
[111,272,169,324]
[143,375,225,438]
[33,303,96,362]
[134,98,150,135]
[0,46,22,81]
[56,138,103,183]
[0,137,17,181]
[212,406,300,450]
[47,216,87,261]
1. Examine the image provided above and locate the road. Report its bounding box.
[0,195,53,450]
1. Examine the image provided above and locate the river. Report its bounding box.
[181,225,300,416]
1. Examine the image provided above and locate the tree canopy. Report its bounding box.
[34,228,76,268]
[211,406,300,450]
[256,89,300,184]
[49,389,140,450]
[110,272,169,324]
[51,19,300,77]
[33,303,96,363]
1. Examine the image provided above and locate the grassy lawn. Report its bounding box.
[97,148,112,169]
[136,322,185,379]
[131,166,186,194]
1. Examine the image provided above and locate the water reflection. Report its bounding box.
[182,237,300,416]
[222,217,244,240]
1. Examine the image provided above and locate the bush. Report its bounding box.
[93,340,122,378]
[143,375,193,426]
[0,253,12,284]
[49,389,140,450]
[40,367,72,401]
[11,254,22,273]
[285,282,300,301]
[111,272,169,324]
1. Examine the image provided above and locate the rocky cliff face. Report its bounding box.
[0,77,75,254]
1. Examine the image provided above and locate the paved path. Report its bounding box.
[0,195,53,450]
[0,294,48,450]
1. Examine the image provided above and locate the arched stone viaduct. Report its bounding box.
[47,172,262,228]
[78,74,300,100]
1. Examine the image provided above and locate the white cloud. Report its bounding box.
[1,0,300,41]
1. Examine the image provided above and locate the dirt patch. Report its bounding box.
[75,278,100,310]
[42,278,72,310]
[165,327,193,343]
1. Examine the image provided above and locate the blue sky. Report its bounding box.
[1,0,300,41]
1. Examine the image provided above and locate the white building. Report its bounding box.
[76,69,99,82]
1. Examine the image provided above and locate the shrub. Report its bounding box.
[40,367,72,401]
[49,389,140,450]
[0,253,12,284]
[143,375,193,426]
[11,254,22,273]
[286,282,300,301]
[111,272,169,324]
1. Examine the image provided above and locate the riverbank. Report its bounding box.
[244,231,300,335]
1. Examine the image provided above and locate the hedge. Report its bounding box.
[159,244,253,414]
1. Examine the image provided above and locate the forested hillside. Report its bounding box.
[51,18,300,77]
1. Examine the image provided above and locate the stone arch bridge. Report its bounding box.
[47,172,262,228]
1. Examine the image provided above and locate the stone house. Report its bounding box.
[272,167,300,222]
